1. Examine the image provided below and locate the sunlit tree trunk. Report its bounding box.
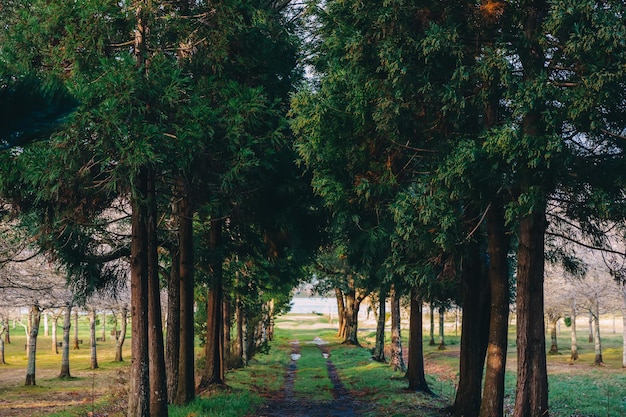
[438,306,445,350]
[570,298,578,361]
[592,300,603,365]
[51,314,59,354]
[547,312,560,354]
[115,306,128,362]
[25,304,41,386]
[89,308,99,370]
[59,303,72,378]
[335,288,346,338]
[389,286,405,372]
[371,288,386,362]
[73,310,80,350]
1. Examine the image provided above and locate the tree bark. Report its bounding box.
[570,299,578,361]
[371,288,386,362]
[0,318,6,365]
[73,310,80,350]
[224,294,232,367]
[454,240,490,417]
[59,303,72,377]
[51,314,59,354]
[513,206,549,417]
[548,314,559,354]
[89,309,99,370]
[437,306,446,350]
[429,302,436,346]
[115,306,128,362]
[342,276,363,346]
[406,288,432,393]
[166,247,181,402]
[0,318,9,365]
[335,288,346,338]
[174,180,195,405]
[128,166,150,417]
[479,202,511,417]
[147,167,168,417]
[390,286,406,372]
[592,300,603,365]
[25,304,41,386]
[199,218,225,387]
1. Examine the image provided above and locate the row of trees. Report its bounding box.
[2,1,626,417]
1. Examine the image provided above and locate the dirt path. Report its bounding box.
[256,338,364,417]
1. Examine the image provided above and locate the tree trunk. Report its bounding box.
[200,218,225,387]
[454,240,490,417]
[406,288,432,393]
[593,303,603,365]
[59,304,72,378]
[147,167,168,417]
[335,288,346,338]
[73,310,80,350]
[622,292,626,368]
[429,302,436,346]
[44,311,49,337]
[548,315,559,354]
[371,288,386,362]
[115,306,128,362]
[570,299,578,361]
[101,311,106,343]
[437,306,445,350]
[224,294,232,367]
[588,312,593,343]
[4,320,9,344]
[235,298,244,367]
[0,318,7,365]
[128,166,150,417]
[479,202,510,417]
[174,180,195,405]
[241,309,249,366]
[25,304,41,386]
[166,247,181,402]
[513,206,549,417]
[389,286,406,372]
[89,309,99,370]
[51,315,59,354]
[342,276,362,346]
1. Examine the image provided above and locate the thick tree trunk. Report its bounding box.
[479,202,510,417]
[371,289,386,362]
[199,218,225,387]
[454,240,490,417]
[437,306,446,350]
[59,304,72,378]
[89,309,99,370]
[570,300,578,361]
[335,288,346,338]
[147,168,168,417]
[390,286,406,372]
[513,206,549,417]
[25,304,41,386]
[115,306,128,362]
[128,167,150,417]
[342,276,362,346]
[73,310,80,350]
[166,248,181,402]
[406,289,432,393]
[174,182,195,405]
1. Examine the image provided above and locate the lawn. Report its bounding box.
[0,312,624,416]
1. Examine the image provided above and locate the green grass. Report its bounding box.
[2,313,626,417]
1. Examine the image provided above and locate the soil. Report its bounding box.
[255,338,367,417]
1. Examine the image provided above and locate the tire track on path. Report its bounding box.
[256,338,362,417]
